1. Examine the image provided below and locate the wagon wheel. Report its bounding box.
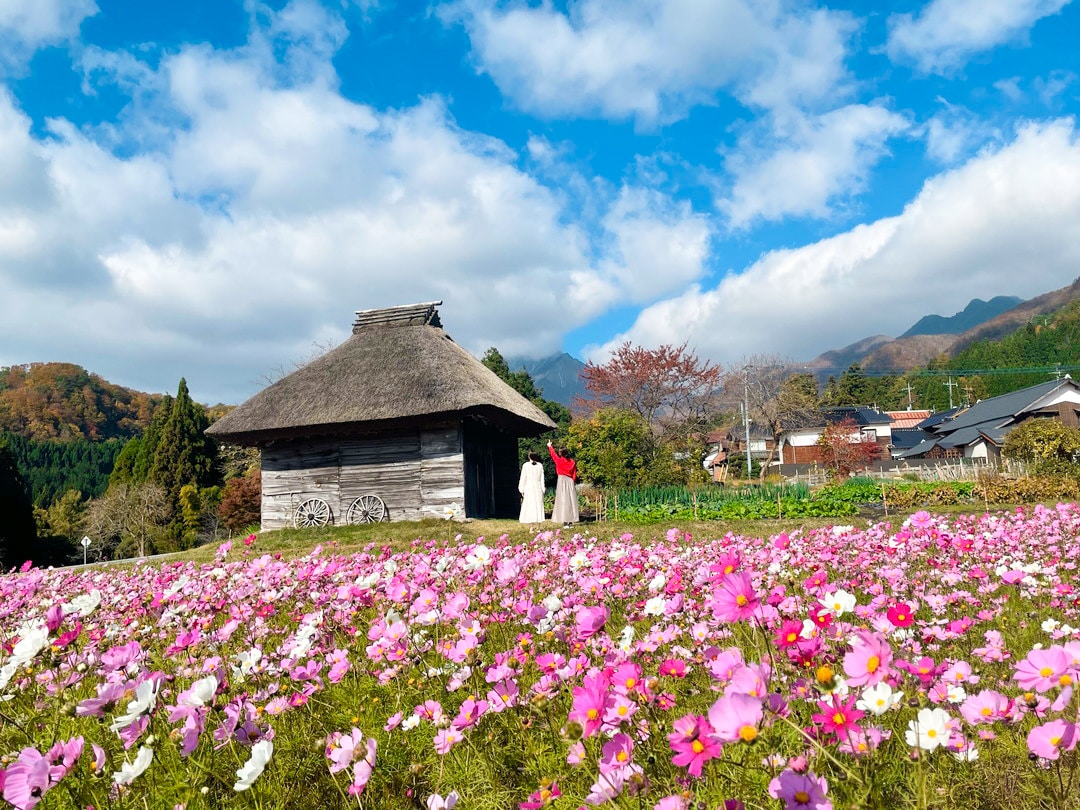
[347,494,386,525]
[294,498,331,528]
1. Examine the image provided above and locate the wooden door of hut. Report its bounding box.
[463,419,519,518]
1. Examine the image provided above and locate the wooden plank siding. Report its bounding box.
[419,427,465,519]
[259,425,465,528]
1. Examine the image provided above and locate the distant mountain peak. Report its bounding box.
[505,352,586,407]
[900,296,1023,338]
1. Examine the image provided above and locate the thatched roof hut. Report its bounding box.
[208,302,556,527]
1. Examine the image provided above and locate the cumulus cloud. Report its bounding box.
[588,121,1080,367]
[0,0,96,71]
[887,0,1071,75]
[719,103,909,227]
[0,3,709,404]
[442,0,855,126]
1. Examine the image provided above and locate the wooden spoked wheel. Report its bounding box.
[347,495,386,524]
[294,498,331,528]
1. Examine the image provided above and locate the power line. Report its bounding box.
[803,364,1080,378]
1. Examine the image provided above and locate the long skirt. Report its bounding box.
[552,475,579,525]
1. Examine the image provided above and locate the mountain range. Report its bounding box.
[805,278,1080,375]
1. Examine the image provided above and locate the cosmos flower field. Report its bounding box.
[3,506,1080,809]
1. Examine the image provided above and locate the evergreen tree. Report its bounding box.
[0,438,36,569]
[147,380,219,547]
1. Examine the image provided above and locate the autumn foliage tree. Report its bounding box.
[218,467,262,532]
[816,417,882,480]
[574,342,723,484]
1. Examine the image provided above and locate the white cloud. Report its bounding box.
[719,103,909,227]
[589,120,1080,367]
[887,0,1071,75]
[0,3,709,404]
[442,0,855,126]
[0,0,96,71]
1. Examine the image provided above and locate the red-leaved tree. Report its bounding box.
[571,342,723,484]
[218,468,261,532]
[816,417,882,480]
[574,341,724,431]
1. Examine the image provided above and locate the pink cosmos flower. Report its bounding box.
[843,630,892,688]
[711,572,759,623]
[959,690,1011,725]
[433,728,463,755]
[599,733,634,774]
[3,748,50,810]
[452,697,488,730]
[574,606,609,640]
[1014,647,1072,693]
[768,769,833,810]
[519,781,561,809]
[659,658,687,678]
[708,693,763,744]
[1027,719,1078,760]
[603,692,638,726]
[568,672,609,738]
[667,714,720,777]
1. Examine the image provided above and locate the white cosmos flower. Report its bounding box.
[905,707,952,752]
[464,545,491,570]
[181,675,219,708]
[62,589,102,617]
[618,626,635,652]
[110,678,159,732]
[234,739,274,791]
[568,552,588,571]
[820,589,857,617]
[856,682,903,716]
[401,714,421,730]
[542,595,563,613]
[643,596,666,616]
[647,573,667,592]
[233,648,262,680]
[9,620,49,669]
[113,746,154,784]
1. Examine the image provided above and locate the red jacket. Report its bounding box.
[549,446,577,481]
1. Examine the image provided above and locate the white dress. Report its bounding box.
[518,460,545,524]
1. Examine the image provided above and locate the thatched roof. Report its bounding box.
[207,302,557,444]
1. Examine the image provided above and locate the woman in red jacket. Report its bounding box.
[547,440,579,528]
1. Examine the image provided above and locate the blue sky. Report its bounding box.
[1,0,1079,404]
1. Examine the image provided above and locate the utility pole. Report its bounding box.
[943,377,957,409]
[743,366,753,479]
[902,382,914,410]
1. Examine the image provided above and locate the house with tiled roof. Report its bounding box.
[897,378,1080,461]
[775,406,892,465]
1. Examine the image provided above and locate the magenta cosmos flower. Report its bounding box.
[667,714,721,777]
[812,695,865,742]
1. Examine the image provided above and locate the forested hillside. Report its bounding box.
[0,363,160,441]
[2,435,125,507]
[946,300,1080,396]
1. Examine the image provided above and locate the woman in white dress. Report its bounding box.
[518,450,546,530]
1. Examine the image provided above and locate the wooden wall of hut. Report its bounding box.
[259,422,466,528]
